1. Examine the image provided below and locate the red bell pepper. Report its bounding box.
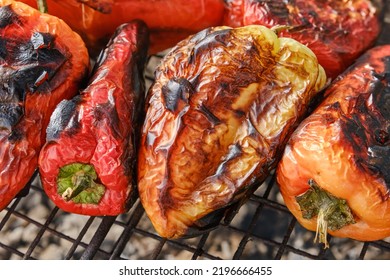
[223,0,382,79]
[0,0,89,211]
[38,20,149,216]
[20,0,225,55]
[277,45,390,246]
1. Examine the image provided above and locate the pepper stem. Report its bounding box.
[57,163,105,205]
[296,179,356,248]
[37,0,48,13]
[270,25,293,35]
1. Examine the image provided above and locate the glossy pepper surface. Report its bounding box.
[223,0,382,79]
[38,21,149,216]
[21,0,225,56]
[138,25,327,239]
[0,0,89,211]
[277,45,390,246]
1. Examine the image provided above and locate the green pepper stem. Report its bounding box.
[37,0,48,13]
[57,163,105,205]
[296,179,356,248]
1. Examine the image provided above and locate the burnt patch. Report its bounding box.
[255,0,291,20]
[46,97,82,141]
[198,104,221,126]
[7,127,24,142]
[0,101,23,132]
[93,100,121,138]
[0,31,68,130]
[192,28,231,58]
[0,38,7,60]
[5,32,67,84]
[337,58,390,190]
[31,32,54,50]
[0,5,19,28]
[366,145,390,187]
[162,78,193,113]
[13,33,67,82]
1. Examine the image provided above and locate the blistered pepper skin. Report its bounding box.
[138,25,326,239]
[0,0,89,211]
[277,45,390,242]
[38,21,149,216]
[21,0,225,55]
[223,0,382,79]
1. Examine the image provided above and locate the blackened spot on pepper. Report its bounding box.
[12,66,51,93]
[162,78,194,113]
[0,31,68,129]
[0,102,23,132]
[7,127,23,142]
[31,32,54,50]
[46,96,82,141]
[188,28,209,45]
[0,71,26,130]
[14,33,66,77]
[338,56,390,190]
[254,0,290,19]
[93,100,121,138]
[199,104,221,126]
[0,5,19,28]
[366,145,390,188]
[364,56,390,188]
[192,28,231,58]
[0,38,7,60]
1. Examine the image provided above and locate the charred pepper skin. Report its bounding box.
[138,25,326,239]
[277,45,390,245]
[38,21,149,216]
[0,0,89,211]
[223,0,382,79]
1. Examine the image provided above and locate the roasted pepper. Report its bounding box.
[138,25,327,239]
[223,0,382,79]
[21,0,225,55]
[0,0,89,211]
[276,45,390,247]
[38,21,149,216]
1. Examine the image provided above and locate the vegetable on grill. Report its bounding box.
[223,0,382,79]
[38,21,149,216]
[138,25,327,239]
[20,0,225,56]
[0,0,89,211]
[276,45,390,247]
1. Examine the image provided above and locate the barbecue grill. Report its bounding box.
[0,2,390,260]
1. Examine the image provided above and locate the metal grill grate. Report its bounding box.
[1,3,390,260]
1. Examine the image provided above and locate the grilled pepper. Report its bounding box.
[21,0,225,55]
[0,0,89,211]
[138,25,327,239]
[38,21,149,216]
[223,0,382,79]
[276,45,390,247]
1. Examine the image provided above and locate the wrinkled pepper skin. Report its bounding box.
[223,0,382,79]
[138,25,326,239]
[0,0,89,211]
[276,45,390,244]
[21,0,225,55]
[38,21,149,216]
